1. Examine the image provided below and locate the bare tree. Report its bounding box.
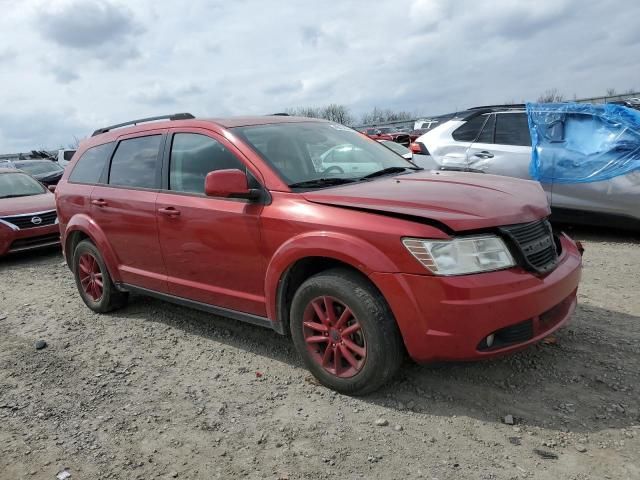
[360,107,413,125]
[67,135,82,149]
[284,104,354,125]
[320,104,354,125]
[537,88,565,103]
[606,88,617,97]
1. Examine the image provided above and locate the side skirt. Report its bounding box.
[116,283,284,334]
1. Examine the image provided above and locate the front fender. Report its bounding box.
[63,214,121,282]
[264,231,399,322]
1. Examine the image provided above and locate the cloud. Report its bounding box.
[129,83,205,106]
[50,66,80,84]
[38,0,144,49]
[1,0,639,151]
[0,110,91,152]
[263,80,303,96]
[0,48,16,63]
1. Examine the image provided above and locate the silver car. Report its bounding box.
[416,105,640,230]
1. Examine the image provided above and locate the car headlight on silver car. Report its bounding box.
[402,235,515,275]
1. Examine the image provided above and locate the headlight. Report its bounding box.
[402,235,515,275]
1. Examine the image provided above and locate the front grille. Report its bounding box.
[0,210,57,230]
[9,233,60,252]
[500,219,558,274]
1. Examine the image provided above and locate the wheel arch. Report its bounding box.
[265,232,399,333]
[63,214,120,281]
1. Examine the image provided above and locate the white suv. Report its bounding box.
[415,105,640,230]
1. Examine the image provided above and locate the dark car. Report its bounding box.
[0,168,59,256]
[56,112,582,394]
[10,160,65,186]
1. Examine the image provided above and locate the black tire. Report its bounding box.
[73,239,128,313]
[290,268,404,395]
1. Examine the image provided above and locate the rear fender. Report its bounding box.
[63,214,121,282]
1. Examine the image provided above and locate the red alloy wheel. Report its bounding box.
[78,253,104,302]
[302,296,367,378]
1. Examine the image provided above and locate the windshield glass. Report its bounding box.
[0,172,46,198]
[233,122,414,185]
[14,160,63,176]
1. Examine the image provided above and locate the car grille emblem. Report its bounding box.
[31,216,42,225]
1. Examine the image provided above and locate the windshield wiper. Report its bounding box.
[288,177,357,189]
[359,166,422,180]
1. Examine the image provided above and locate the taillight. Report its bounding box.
[410,142,422,154]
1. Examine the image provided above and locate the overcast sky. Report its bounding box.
[1,0,638,151]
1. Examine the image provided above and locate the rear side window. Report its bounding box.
[108,135,162,189]
[452,115,488,142]
[495,113,531,146]
[69,143,112,184]
[476,114,496,144]
[169,133,244,194]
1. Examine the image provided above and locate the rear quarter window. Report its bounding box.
[69,142,113,184]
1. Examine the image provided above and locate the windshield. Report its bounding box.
[233,122,414,186]
[0,172,46,198]
[14,160,63,176]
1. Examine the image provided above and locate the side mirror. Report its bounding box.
[48,184,56,193]
[204,169,260,200]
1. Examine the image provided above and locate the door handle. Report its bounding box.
[158,207,181,217]
[474,151,494,159]
[91,199,108,207]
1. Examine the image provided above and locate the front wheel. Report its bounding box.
[73,240,128,313]
[290,268,404,395]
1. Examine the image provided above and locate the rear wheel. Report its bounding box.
[290,268,403,395]
[73,240,128,313]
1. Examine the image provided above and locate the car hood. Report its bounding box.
[302,170,550,232]
[0,192,56,217]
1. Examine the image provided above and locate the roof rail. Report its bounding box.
[270,112,290,116]
[467,104,526,111]
[91,113,195,137]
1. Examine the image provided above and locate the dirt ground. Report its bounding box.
[1,226,638,480]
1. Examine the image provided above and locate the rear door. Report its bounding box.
[549,113,640,219]
[90,131,167,292]
[466,111,552,202]
[156,129,267,315]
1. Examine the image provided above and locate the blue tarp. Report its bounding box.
[527,102,640,183]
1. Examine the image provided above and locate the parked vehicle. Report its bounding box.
[416,104,640,230]
[377,139,413,159]
[0,168,59,256]
[56,113,582,394]
[413,119,440,131]
[57,149,77,168]
[361,127,410,147]
[409,128,429,142]
[0,159,65,186]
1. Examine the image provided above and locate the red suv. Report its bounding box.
[55,113,582,394]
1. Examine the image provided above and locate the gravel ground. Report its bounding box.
[1,226,639,480]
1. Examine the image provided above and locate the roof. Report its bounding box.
[89,113,328,140]
[0,167,19,174]
[205,115,327,128]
